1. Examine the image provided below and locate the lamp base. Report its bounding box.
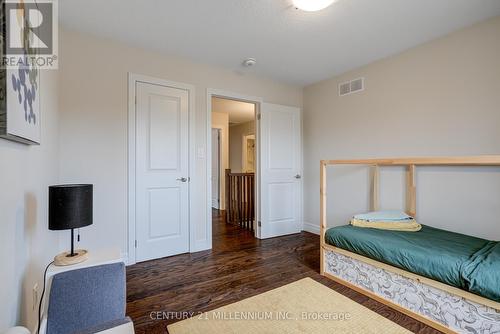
[54,249,89,266]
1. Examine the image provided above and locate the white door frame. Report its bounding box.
[211,128,222,209]
[207,89,263,238]
[128,73,196,265]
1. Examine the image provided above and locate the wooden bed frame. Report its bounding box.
[319,156,500,333]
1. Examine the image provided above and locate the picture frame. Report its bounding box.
[0,0,42,145]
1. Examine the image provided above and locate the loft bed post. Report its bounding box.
[371,165,380,211]
[320,160,327,275]
[406,164,416,218]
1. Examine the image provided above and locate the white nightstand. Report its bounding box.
[46,248,123,277]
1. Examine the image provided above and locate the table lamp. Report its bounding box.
[49,184,93,266]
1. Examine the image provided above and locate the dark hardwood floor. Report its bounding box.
[126,210,441,334]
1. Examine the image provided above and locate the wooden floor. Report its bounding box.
[126,210,441,334]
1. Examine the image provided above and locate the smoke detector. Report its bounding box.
[242,58,257,67]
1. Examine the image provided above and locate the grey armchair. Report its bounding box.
[42,262,134,334]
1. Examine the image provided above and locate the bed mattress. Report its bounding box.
[325,224,500,301]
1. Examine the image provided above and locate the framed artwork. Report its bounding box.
[0,0,41,145]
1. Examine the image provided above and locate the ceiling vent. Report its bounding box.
[339,77,364,96]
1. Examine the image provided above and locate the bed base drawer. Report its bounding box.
[323,247,500,334]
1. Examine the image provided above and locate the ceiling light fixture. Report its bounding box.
[293,0,336,12]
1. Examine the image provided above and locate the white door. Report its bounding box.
[135,81,190,262]
[211,128,220,209]
[259,103,302,239]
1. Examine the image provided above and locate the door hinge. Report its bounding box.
[257,113,261,120]
[135,240,137,248]
[258,221,262,227]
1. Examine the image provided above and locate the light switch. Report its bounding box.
[197,147,205,159]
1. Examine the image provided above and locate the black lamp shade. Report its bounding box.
[49,184,93,230]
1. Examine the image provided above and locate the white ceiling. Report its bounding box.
[59,0,500,86]
[212,97,255,125]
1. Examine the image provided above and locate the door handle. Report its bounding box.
[294,174,301,179]
[176,177,188,182]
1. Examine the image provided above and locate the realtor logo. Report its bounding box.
[2,0,58,69]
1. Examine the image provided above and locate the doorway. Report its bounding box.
[242,134,255,173]
[207,90,303,246]
[208,92,259,239]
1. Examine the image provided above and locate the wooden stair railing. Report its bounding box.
[225,169,255,231]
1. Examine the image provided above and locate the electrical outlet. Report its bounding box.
[32,283,39,311]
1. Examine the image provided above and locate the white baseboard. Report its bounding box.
[121,252,132,266]
[211,199,219,209]
[302,222,320,235]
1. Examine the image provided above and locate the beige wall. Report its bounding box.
[58,28,302,257]
[229,121,256,173]
[211,112,229,209]
[303,16,500,239]
[0,70,60,331]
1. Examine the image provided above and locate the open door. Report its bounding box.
[259,103,302,239]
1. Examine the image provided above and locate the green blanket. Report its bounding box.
[461,241,500,302]
[325,225,500,302]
